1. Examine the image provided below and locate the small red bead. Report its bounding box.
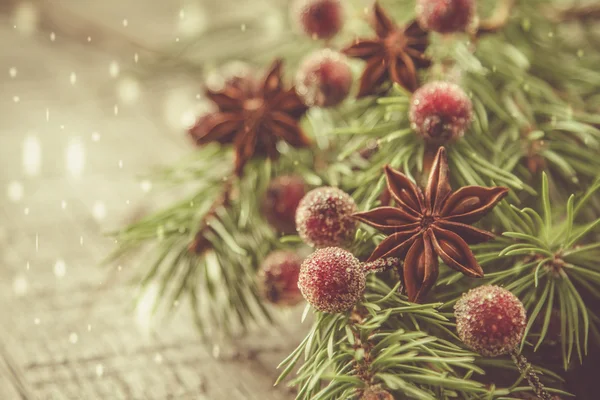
[292,0,345,40]
[298,247,365,313]
[454,285,527,357]
[295,49,353,107]
[409,81,473,145]
[296,186,357,248]
[416,0,476,34]
[262,176,307,234]
[259,250,304,306]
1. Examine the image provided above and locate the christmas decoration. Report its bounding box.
[292,0,344,40]
[261,175,306,234]
[108,0,600,398]
[454,285,526,357]
[409,81,473,145]
[259,250,304,306]
[342,2,431,96]
[415,0,476,33]
[188,59,310,175]
[298,247,365,313]
[353,147,508,302]
[295,49,353,107]
[296,186,358,248]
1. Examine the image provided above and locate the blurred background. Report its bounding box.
[0,0,324,398]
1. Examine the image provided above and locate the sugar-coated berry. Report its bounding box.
[298,247,365,313]
[454,285,527,357]
[296,186,357,248]
[295,49,353,107]
[262,176,307,234]
[416,0,476,34]
[409,81,473,145]
[361,386,394,400]
[292,0,344,40]
[259,250,304,306]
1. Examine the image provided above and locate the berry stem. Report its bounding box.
[510,350,554,400]
[362,257,400,273]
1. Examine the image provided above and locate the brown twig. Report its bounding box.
[188,177,235,254]
[476,0,517,36]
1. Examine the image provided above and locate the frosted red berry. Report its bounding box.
[262,176,307,234]
[409,81,473,145]
[296,187,357,248]
[416,0,476,34]
[298,247,365,313]
[295,49,353,107]
[259,250,304,306]
[361,386,394,400]
[292,0,344,40]
[454,285,527,357]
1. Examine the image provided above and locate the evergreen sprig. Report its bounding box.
[106,150,283,337]
[476,174,600,369]
[278,277,567,399]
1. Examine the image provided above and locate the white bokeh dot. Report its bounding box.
[109,61,120,78]
[13,274,28,296]
[54,259,67,278]
[92,201,107,221]
[7,181,24,202]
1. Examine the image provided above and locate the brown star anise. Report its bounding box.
[342,2,431,97]
[189,59,310,175]
[353,147,509,302]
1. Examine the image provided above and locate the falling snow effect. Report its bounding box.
[22,134,42,176]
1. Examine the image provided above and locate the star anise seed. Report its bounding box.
[342,2,431,97]
[353,147,509,302]
[189,60,311,175]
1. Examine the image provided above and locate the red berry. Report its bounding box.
[409,81,473,145]
[295,186,357,248]
[298,247,365,313]
[262,176,307,234]
[295,49,353,107]
[259,250,304,306]
[416,0,476,34]
[361,386,394,400]
[454,285,527,357]
[292,0,344,40]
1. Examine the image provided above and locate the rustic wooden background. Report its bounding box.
[0,1,310,399]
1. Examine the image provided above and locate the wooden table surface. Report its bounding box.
[0,1,308,398]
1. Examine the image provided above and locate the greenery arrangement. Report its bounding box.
[108,0,600,398]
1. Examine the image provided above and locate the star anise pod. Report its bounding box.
[342,2,431,97]
[353,147,509,302]
[189,59,310,175]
